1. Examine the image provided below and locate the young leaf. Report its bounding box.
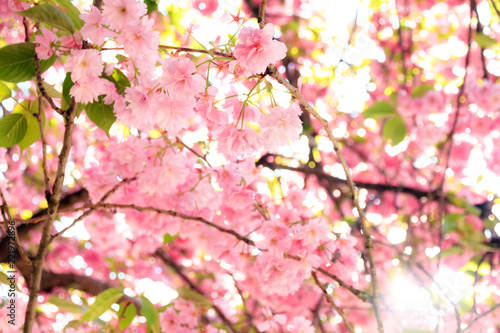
[48,297,83,314]
[62,72,73,110]
[140,295,161,333]
[42,81,62,99]
[0,82,11,101]
[176,285,212,308]
[163,233,178,244]
[0,43,55,83]
[103,68,131,95]
[411,84,434,98]
[54,0,84,29]
[16,4,75,33]
[474,33,498,49]
[0,271,21,291]
[81,288,123,322]
[17,112,41,151]
[363,101,396,119]
[85,97,117,136]
[0,113,28,147]
[118,303,137,331]
[383,116,407,146]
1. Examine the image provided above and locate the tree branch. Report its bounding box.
[0,188,32,265]
[87,203,256,246]
[266,64,384,332]
[24,100,77,333]
[257,153,437,199]
[312,271,355,333]
[155,249,236,333]
[50,178,134,241]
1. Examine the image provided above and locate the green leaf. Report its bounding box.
[411,84,434,98]
[140,295,161,333]
[55,0,84,30]
[0,82,11,101]
[103,68,131,95]
[62,320,81,331]
[441,245,464,258]
[446,194,481,216]
[16,4,75,33]
[48,297,83,314]
[0,43,55,83]
[81,288,123,322]
[61,72,74,110]
[13,101,41,151]
[0,271,21,291]
[42,81,62,99]
[177,285,212,308]
[444,213,464,234]
[363,101,396,119]
[0,113,28,147]
[474,33,498,49]
[144,0,159,13]
[383,116,407,146]
[118,303,137,331]
[163,233,178,244]
[84,97,116,136]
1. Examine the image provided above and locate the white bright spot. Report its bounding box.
[135,278,178,306]
[55,216,91,240]
[425,246,440,258]
[71,255,85,270]
[387,227,406,244]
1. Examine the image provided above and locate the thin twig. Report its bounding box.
[266,64,385,332]
[37,96,51,198]
[312,271,355,333]
[0,188,32,265]
[49,178,134,241]
[257,0,267,29]
[24,99,78,333]
[488,0,500,21]
[156,250,237,333]
[34,49,63,115]
[88,203,256,246]
[462,303,500,332]
[101,45,231,58]
[176,137,212,167]
[315,267,371,303]
[435,8,473,328]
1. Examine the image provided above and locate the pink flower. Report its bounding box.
[296,218,330,249]
[116,17,160,58]
[286,316,315,333]
[260,102,302,150]
[139,151,190,195]
[102,0,147,29]
[70,78,107,104]
[214,125,262,159]
[154,94,196,134]
[234,23,287,74]
[125,85,154,115]
[161,57,205,97]
[34,27,57,60]
[257,308,287,332]
[80,5,109,45]
[181,23,199,42]
[65,49,104,84]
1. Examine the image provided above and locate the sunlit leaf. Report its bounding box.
[16,4,75,33]
[363,101,396,119]
[81,288,123,322]
[0,113,28,147]
[383,116,407,146]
